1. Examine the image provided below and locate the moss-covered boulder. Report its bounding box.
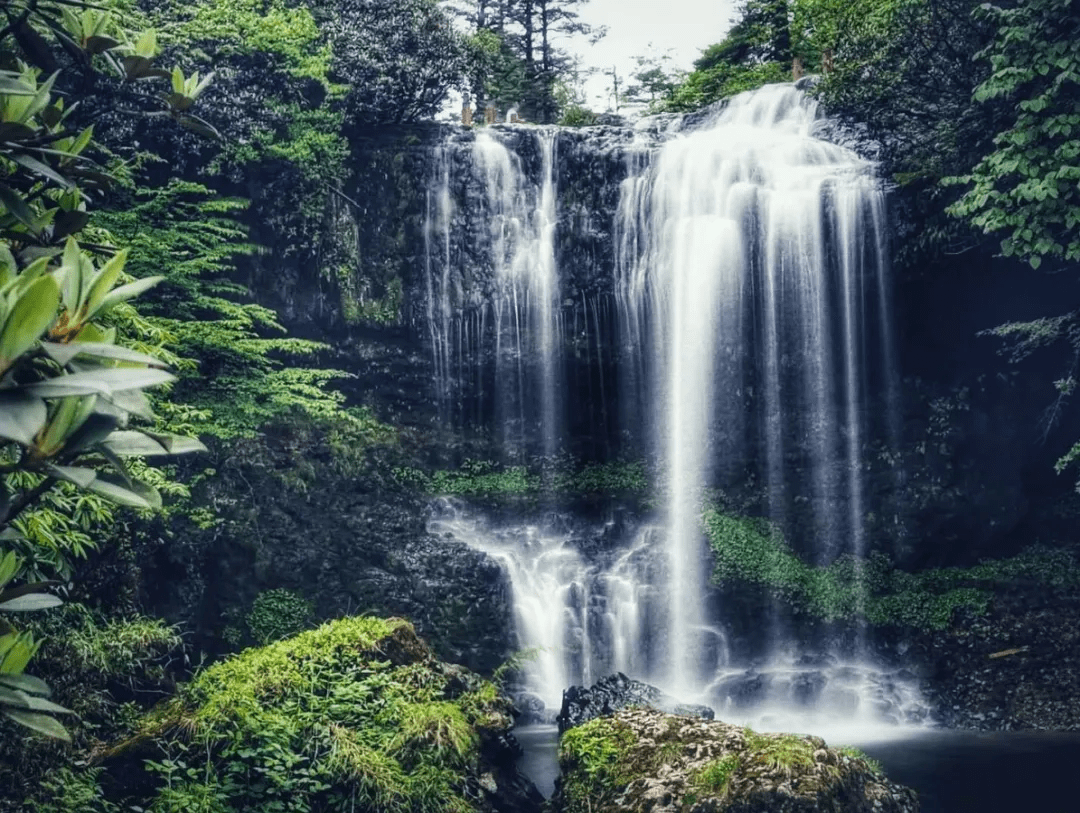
[102,616,542,813]
[551,708,917,813]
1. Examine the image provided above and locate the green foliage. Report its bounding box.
[623,50,686,112]
[31,766,119,813]
[665,0,793,111]
[395,459,648,499]
[6,605,183,805]
[837,746,884,775]
[331,0,468,126]
[245,588,314,645]
[691,753,741,795]
[944,0,1080,267]
[0,0,212,743]
[704,509,1080,629]
[31,603,181,682]
[666,61,789,112]
[171,0,333,83]
[558,716,638,812]
[96,179,360,440]
[743,731,815,773]
[343,275,404,326]
[127,617,511,813]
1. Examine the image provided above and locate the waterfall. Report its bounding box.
[422,86,923,731]
[425,146,454,424]
[473,129,562,459]
[615,84,897,696]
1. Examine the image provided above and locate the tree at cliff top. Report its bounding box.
[623,49,686,112]
[664,0,792,111]
[329,0,469,126]
[445,0,604,123]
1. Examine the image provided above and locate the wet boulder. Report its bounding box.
[557,673,715,732]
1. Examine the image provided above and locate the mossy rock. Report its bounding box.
[551,708,917,813]
[103,617,541,813]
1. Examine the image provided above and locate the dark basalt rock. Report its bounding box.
[912,590,1080,730]
[135,436,515,673]
[557,672,715,733]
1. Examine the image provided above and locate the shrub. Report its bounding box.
[245,588,314,644]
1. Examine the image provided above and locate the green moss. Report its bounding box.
[130,617,510,812]
[692,753,741,795]
[245,588,314,644]
[703,508,1080,629]
[558,717,639,812]
[343,275,405,325]
[743,731,816,774]
[394,459,648,500]
[837,746,884,775]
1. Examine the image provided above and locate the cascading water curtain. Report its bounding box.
[473,129,562,460]
[616,84,897,698]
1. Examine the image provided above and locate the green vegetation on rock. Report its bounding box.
[704,508,1080,629]
[690,753,741,796]
[395,459,648,499]
[558,716,639,812]
[555,708,915,813]
[120,617,513,813]
[245,588,314,644]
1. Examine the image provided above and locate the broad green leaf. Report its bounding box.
[85,474,160,510]
[4,709,70,741]
[96,388,154,421]
[0,392,47,446]
[36,395,96,455]
[133,28,157,58]
[84,248,128,317]
[0,673,51,696]
[97,276,164,313]
[0,686,30,708]
[61,412,120,454]
[0,635,37,672]
[0,76,36,96]
[103,430,206,457]
[0,243,15,286]
[0,552,19,587]
[0,276,60,370]
[0,634,17,662]
[0,594,63,612]
[23,367,175,397]
[40,341,164,367]
[9,154,73,190]
[0,183,41,234]
[42,464,96,488]
[21,695,72,715]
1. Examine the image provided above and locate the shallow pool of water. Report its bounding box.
[515,724,1080,811]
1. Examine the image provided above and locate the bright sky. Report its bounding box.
[570,0,737,111]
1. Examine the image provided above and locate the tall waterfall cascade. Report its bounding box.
[422,85,926,735]
[425,128,563,459]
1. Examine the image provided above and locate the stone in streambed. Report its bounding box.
[557,673,715,733]
[550,707,918,813]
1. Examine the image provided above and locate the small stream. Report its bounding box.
[515,725,1080,811]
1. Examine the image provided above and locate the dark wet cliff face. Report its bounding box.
[265,117,1076,564]
[162,109,1079,688]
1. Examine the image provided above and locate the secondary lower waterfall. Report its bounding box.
[422,84,925,732]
